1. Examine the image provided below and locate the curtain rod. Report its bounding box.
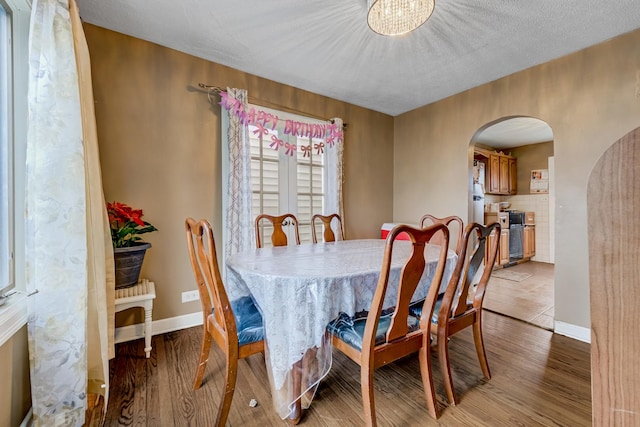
[198,83,347,128]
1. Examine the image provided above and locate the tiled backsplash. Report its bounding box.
[504,194,552,263]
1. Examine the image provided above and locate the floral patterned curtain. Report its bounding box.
[26,0,112,425]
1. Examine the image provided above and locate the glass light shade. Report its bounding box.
[367,0,435,36]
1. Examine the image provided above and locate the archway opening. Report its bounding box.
[468,116,555,330]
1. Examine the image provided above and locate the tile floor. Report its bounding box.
[483,261,554,330]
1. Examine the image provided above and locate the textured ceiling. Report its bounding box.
[76,0,640,116]
[474,117,554,148]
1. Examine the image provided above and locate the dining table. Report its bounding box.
[225,238,457,422]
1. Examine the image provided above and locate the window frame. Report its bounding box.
[0,0,30,347]
[0,1,14,297]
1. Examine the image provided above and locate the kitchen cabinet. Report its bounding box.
[489,154,500,194]
[523,225,536,258]
[498,228,510,265]
[484,212,508,229]
[525,211,535,225]
[509,157,517,195]
[499,156,509,193]
[486,226,510,266]
[477,150,516,195]
[484,212,509,266]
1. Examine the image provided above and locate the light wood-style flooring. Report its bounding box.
[87,311,590,426]
[484,261,554,330]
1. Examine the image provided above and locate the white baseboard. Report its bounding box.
[114,311,203,344]
[554,320,591,343]
[119,313,592,346]
[20,408,32,427]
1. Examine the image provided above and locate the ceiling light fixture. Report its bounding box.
[367,0,435,36]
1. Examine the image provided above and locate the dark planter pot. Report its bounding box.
[114,242,151,289]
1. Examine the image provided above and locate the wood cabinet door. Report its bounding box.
[499,156,509,194]
[523,226,535,258]
[530,227,536,256]
[489,154,500,193]
[509,157,517,194]
[485,228,497,266]
[525,211,535,225]
[499,228,510,265]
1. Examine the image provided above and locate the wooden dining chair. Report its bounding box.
[327,223,451,424]
[311,213,344,243]
[185,218,265,426]
[254,213,300,248]
[420,214,464,255]
[409,221,501,406]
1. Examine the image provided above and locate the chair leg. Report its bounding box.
[472,314,491,379]
[418,337,440,419]
[361,364,377,427]
[437,329,457,406]
[215,352,239,427]
[193,330,213,389]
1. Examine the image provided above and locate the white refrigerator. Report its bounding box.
[472,160,485,225]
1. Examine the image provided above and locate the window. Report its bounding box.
[249,106,327,245]
[0,0,30,345]
[0,2,13,299]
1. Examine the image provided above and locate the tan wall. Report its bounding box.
[83,24,395,323]
[394,28,640,329]
[0,326,31,427]
[509,141,554,195]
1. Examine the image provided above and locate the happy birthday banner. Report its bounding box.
[219,91,343,157]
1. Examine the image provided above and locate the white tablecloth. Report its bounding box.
[226,239,457,418]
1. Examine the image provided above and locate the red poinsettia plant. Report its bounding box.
[107,201,158,248]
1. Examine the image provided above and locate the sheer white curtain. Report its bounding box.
[27,0,112,425]
[325,117,344,226]
[221,88,254,294]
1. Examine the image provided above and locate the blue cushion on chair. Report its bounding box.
[408,296,443,324]
[327,310,421,351]
[214,296,264,345]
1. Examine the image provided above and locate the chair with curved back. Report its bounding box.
[185,218,265,426]
[327,223,451,424]
[255,213,300,248]
[409,221,501,406]
[311,213,344,243]
[420,214,464,256]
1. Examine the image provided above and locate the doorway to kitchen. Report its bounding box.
[469,116,555,330]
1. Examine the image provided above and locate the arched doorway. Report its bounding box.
[468,116,555,330]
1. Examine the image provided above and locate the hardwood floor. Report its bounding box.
[87,311,590,426]
[484,261,554,330]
